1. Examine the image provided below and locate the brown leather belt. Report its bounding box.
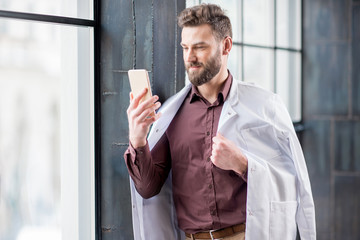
[185,223,246,240]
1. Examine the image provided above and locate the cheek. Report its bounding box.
[198,51,209,60]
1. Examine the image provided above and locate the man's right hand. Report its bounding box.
[127,88,162,148]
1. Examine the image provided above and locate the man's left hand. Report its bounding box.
[211,133,248,175]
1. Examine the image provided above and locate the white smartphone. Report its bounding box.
[128,69,152,103]
[128,69,155,116]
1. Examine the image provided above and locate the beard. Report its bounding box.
[186,49,222,87]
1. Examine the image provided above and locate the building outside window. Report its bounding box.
[0,0,95,239]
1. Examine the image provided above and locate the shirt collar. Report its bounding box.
[189,70,233,105]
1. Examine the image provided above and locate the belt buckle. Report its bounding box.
[209,230,216,240]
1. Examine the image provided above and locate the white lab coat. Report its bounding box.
[129,79,316,240]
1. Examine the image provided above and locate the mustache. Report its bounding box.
[186,62,203,68]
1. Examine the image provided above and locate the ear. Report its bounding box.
[222,36,232,56]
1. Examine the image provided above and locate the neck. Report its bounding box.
[197,66,228,104]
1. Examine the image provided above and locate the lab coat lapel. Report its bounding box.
[148,84,192,150]
[218,78,239,133]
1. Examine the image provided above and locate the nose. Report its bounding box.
[184,48,196,63]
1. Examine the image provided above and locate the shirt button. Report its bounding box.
[211,210,216,216]
[207,157,211,162]
[208,184,213,189]
[206,131,210,136]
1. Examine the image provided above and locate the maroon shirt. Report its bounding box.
[124,73,247,233]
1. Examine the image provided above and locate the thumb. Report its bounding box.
[216,132,224,139]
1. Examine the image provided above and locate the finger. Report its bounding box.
[132,95,160,118]
[138,95,159,110]
[210,154,217,165]
[141,111,162,126]
[155,112,162,121]
[137,102,161,121]
[211,149,216,159]
[133,88,148,100]
[216,132,225,139]
[130,94,158,119]
[212,136,220,145]
[130,92,134,101]
[129,88,148,109]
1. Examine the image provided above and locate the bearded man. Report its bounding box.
[124,4,316,240]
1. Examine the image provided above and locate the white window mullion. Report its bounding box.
[60,26,94,240]
[60,26,80,240]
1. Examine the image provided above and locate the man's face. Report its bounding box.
[181,24,223,86]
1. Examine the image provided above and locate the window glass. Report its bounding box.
[244,47,274,92]
[200,0,242,42]
[276,0,301,49]
[276,50,301,122]
[0,0,93,19]
[243,0,274,46]
[0,18,94,240]
[228,44,242,80]
[185,0,199,7]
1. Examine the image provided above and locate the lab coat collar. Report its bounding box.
[148,78,241,149]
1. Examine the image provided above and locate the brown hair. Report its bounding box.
[177,4,232,41]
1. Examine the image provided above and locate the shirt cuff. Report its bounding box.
[128,141,151,165]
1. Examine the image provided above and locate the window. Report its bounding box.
[186,0,302,122]
[0,0,93,19]
[0,1,96,239]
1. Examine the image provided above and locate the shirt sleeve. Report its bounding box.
[124,133,171,199]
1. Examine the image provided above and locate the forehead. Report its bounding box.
[181,24,217,45]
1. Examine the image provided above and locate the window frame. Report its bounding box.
[237,0,303,125]
[0,2,101,239]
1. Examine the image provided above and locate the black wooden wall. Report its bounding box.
[98,0,185,239]
[302,0,360,239]
[97,0,360,239]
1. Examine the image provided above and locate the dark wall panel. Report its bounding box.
[353,5,360,41]
[334,176,360,240]
[302,120,331,240]
[176,0,186,92]
[353,42,360,115]
[334,121,360,171]
[353,5,360,115]
[101,146,134,240]
[100,0,134,238]
[303,43,349,116]
[134,0,153,71]
[101,0,134,71]
[304,0,350,42]
[303,0,360,239]
[150,0,186,102]
[99,0,185,239]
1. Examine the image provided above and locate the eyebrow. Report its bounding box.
[180,41,208,47]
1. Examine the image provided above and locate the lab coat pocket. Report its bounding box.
[241,125,281,160]
[269,201,298,240]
